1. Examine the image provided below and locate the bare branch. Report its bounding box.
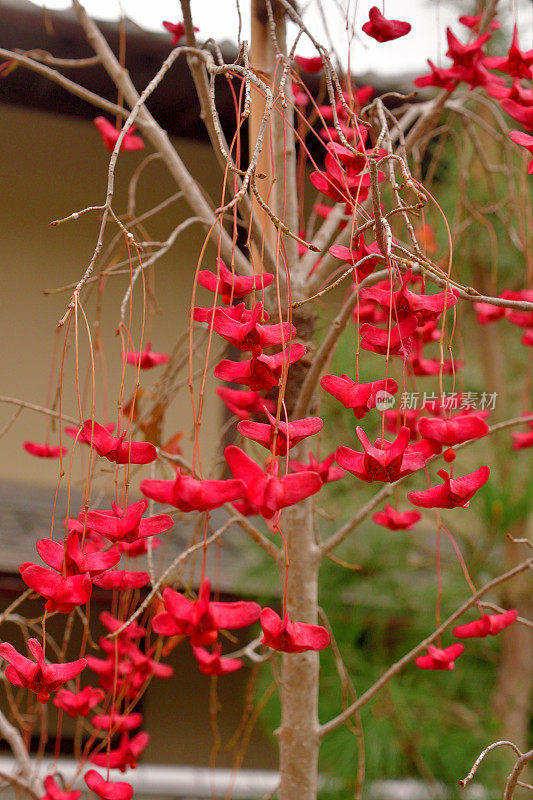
[70,0,251,277]
[0,48,127,119]
[459,740,521,787]
[320,485,393,557]
[223,503,281,562]
[0,396,78,425]
[320,559,533,737]
[15,48,101,68]
[0,710,43,797]
[504,748,533,800]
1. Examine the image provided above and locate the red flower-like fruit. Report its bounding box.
[41,775,81,800]
[84,771,133,800]
[152,578,261,647]
[260,608,330,653]
[162,19,198,45]
[373,503,421,531]
[408,466,490,509]
[415,643,464,671]
[93,118,144,153]
[19,563,92,613]
[237,408,323,456]
[336,426,426,483]
[193,644,243,675]
[141,469,245,512]
[126,342,170,369]
[295,55,323,73]
[362,7,411,43]
[509,130,533,175]
[198,258,274,305]
[53,686,105,717]
[0,638,86,704]
[23,441,67,459]
[78,420,157,464]
[453,609,518,639]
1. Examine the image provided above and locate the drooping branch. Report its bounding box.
[320,558,533,738]
[459,740,521,787]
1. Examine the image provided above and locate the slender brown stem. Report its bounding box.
[320,559,533,737]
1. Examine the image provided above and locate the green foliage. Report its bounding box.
[477,466,533,531]
[315,534,510,797]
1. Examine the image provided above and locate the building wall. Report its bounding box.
[0,102,225,487]
[0,102,278,770]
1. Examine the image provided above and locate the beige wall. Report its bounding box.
[0,103,277,769]
[0,103,225,487]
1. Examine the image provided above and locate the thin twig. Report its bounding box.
[0,396,78,425]
[320,559,533,737]
[70,0,251,279]
[459,740,521,786]
[107,517,240,639]
[57,33,197,324]
[0,591,33,628]
[0,48,127,119]
[0,407,23,439]
[15,48,101,68]
[321,485,393,557]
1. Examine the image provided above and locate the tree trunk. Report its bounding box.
[278,494,321,800]
[249,0,277,252]
[249,6,322,797]
[474,261,533,750]
[492,531,533,752]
